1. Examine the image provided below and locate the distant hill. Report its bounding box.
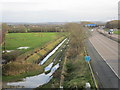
[105,20,120,29]
[6,22,68,25]
[92,21,106,26]
[80,21,95,26]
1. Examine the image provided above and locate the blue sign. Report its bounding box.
[85,56,91,62]
[85,24,97,27]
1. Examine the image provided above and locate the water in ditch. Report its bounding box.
[7,63,60,88]
[6,39,67,88]
[39,38,67,65]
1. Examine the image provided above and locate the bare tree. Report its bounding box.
[2,23,9,52]
[65,23,85,58]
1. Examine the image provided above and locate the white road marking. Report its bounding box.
[89,39,120,79]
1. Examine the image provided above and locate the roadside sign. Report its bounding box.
[85,56,91,62]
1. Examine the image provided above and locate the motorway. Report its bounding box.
[85,30,119,89]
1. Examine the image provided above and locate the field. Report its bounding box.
[113,30,120,35]
[2,32,65,82]
[4,33,60,51]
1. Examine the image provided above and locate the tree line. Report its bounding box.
[7,24,65,33]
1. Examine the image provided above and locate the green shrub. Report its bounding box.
[66,61,74,73]
[2,61,41,76]
[2,50,21,62]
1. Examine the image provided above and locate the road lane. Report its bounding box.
[85,40,119,88]
[89,31,119,77]
[98,29,119,42]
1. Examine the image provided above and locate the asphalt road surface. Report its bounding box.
[85,30,119,89]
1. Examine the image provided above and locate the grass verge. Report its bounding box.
[113,30,120,35]
[63,55,95,89]
[61,47,96,89]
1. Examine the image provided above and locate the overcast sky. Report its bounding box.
[0,0,119,23]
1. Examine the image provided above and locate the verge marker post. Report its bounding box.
[88,61,98,89]
[85,82,91,90]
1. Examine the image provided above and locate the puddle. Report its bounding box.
[7,73,52,88]
[39,38,67,65]
[7,63,60,88]
[44,62,53,72]
[91,29,94,31]
[17,47,30,49]
[2,50,14,53]
[59,59,62,62]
